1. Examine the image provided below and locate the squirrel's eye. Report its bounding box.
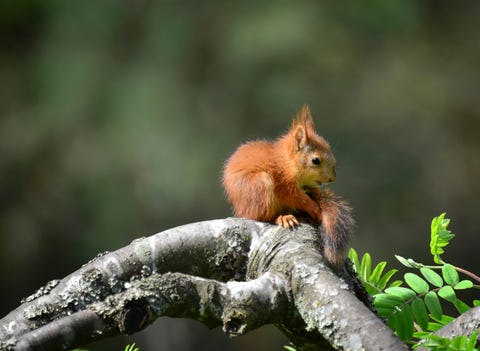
[311,157,321,165]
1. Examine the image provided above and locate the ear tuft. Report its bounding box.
[293,104,315,127]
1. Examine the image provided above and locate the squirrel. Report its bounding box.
[222,105,353,266]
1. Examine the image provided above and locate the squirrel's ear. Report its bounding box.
[294,126,307,151]
[292,104,315,150]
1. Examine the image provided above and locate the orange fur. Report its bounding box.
[222,105,352,266]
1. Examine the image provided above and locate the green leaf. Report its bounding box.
[473,300,480,307]
[466,331,478,351]
[361,253,372,281]
[423,335,454,348]
[404,273,429,294]
[424,291,442,320]
[395,304,414,341]
[423,334,448,343]
[395,255,417,268]
[374,293,405,310]
[430,213,444,255]
[386,314,396,330]
[451,335,467,348]
[412,331,431,339]
[395,255,410,267]
[377,269,399,290]
[454,299,471,314]
[430,314,455,325]
[369,261,387,284]
[438,286,456,303]
[442,264,459,285]
[389,280,403,288]
[454,280,473,290]
[375,299,402,318]
[430,213,455,264]
[125,344,140,351]
[412,298,429,331]
[283,346,296,351]
[427,322,443,332]
[376,306,395,317]
[384,287,416,301]
[420,267,443,288]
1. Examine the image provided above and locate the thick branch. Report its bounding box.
[8,272,289,351]
[434,305,480,337]
[0,218,254,344]
[1,218,407,351]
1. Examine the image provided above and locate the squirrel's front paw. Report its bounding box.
[275,214,299,228]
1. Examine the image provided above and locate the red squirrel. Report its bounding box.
[222,105,352,266]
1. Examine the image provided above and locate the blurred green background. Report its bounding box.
[1,1,480,350]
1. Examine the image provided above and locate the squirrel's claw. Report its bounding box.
[275,214,299,229]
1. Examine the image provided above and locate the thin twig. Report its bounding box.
[454,266,480,284]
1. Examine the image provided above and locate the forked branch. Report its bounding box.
[0,219,407,351]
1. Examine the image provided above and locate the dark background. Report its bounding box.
[1,1,479,350]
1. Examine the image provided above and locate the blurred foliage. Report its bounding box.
[1,1,479,350]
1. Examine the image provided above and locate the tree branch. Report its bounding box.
[0,218,408,351]
[416,305,480,351]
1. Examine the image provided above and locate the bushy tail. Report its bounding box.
[314,189,354,266]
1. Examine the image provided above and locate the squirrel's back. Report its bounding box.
[224,140,276,174]
[223,140,281,221]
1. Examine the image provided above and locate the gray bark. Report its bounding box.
[0,218,408,351]
[416,306,480,351]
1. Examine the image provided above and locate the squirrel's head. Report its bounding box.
[288,105,336,188]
